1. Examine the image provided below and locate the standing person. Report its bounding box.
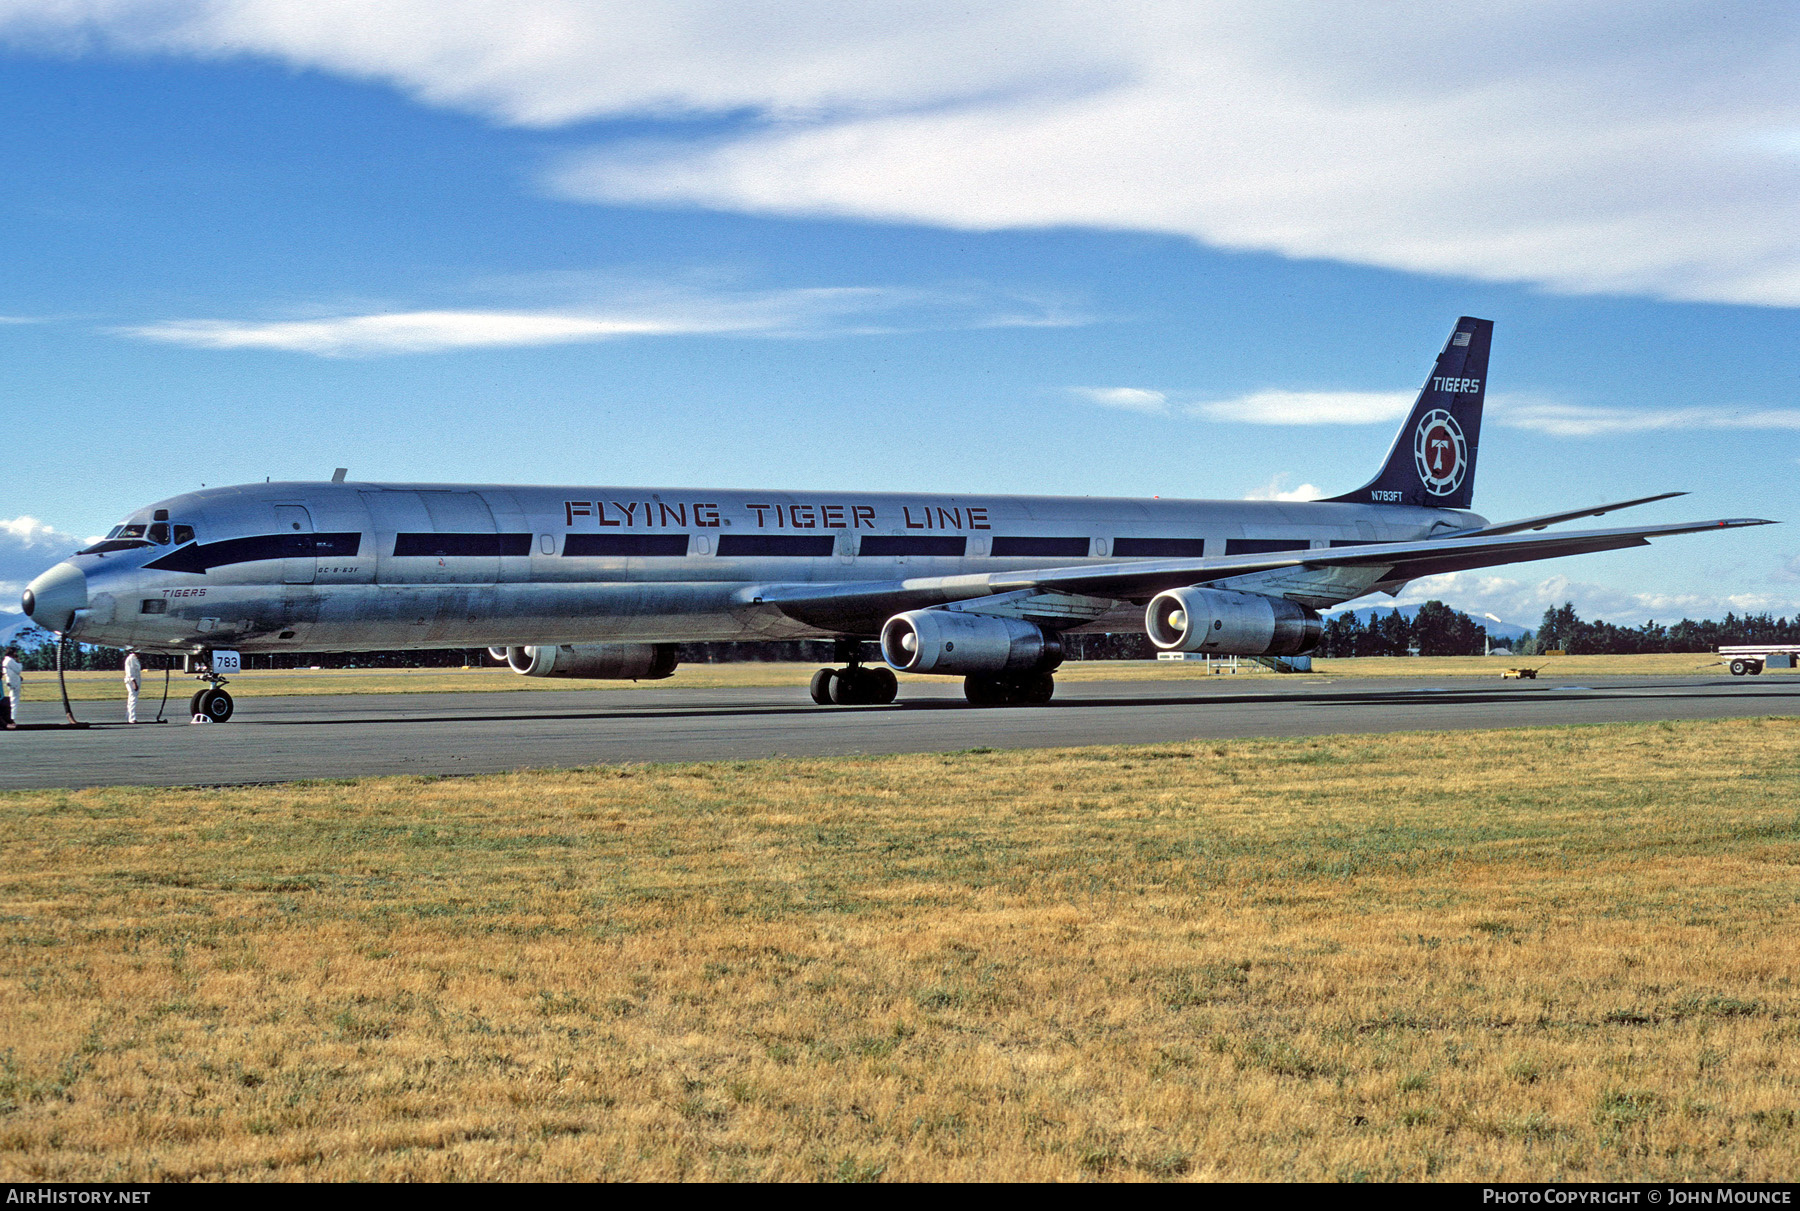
[2,646,20,729]
[124,649,142,724]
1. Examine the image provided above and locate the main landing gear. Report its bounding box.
[811,640,900,706]
[963,673,1055,706]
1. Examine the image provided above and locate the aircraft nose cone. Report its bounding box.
[22,561,88,632]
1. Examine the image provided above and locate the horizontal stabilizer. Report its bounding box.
[1445,491,1688,538]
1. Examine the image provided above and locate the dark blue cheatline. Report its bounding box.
[990,537,1089,558]
[563,534,690,557]
[392,533,532,558]
[859,536,967,557]
[144,532,362,574]
[1225,539,1308,556]
[1114,537,1207,558]
[717,535,835,557]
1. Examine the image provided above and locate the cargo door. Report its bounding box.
[477,488,534,583]
[361,490,504,585]
[418,491,501,584]
[361,490,501,585]
[273,504,315,585]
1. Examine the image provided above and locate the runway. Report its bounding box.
[6,672,1798,790]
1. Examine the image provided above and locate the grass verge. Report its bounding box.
[2,717,1798,1180]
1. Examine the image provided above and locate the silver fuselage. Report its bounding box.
[36,481,1479,653]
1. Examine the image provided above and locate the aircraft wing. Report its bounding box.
[744,516,1774,633]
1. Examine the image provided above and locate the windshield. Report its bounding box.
[78,517,192,555]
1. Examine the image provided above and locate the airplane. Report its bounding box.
[21,317,1772,721]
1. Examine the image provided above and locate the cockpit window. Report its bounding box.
[80,517,190,554]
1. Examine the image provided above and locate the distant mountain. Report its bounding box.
[1324,604,1531,642]
[0,611,30,645]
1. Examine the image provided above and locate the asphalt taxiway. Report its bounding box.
[4,673,1797,790]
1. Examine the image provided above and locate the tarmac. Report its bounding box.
[4,673,1798,790]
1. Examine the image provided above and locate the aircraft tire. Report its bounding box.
[189,689,208,716]
[1749,661,1764,675]
[830,667,868,705]
[963,676,1006,706]
[867,666,898,704]
[810,668,836,704]
[199,689,234,723]
[1730,659,1747,676]
[1019,673,1055,705]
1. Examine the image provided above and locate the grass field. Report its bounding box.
[16,651,1764,703]
[2,717,1798,1181]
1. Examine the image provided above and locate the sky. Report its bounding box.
[2,0,1798,630]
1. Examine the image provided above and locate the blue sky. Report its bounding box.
[2,1,1798,628]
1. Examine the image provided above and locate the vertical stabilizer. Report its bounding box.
[1325,317,1491,509]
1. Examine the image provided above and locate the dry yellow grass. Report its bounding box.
[20,651,1768,703]
[2,717,1798,1181]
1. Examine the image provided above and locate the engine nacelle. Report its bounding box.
[505,643,679,679]
[1144,587,1321,656]
[880,609,1063,676]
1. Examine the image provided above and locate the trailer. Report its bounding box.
[1718,645,1800,676]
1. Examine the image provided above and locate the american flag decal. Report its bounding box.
[1452,331,1472,346]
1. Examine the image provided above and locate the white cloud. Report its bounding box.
[1068,386,1169,414]
[1070,387,1412,425]
[5,3,1800,305]
[0,516,82,598]
[1493,400,1800,437]
[1194,390,1412,426]
[122,285,1077,356]
[1072,386,1800,434]
[129,310,680,355]
[1243,475,1321,503]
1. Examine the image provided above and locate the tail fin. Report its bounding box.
[1325,316,1492,509]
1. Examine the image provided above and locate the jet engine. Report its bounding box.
[504,643,679,679]
[880,609,1062,676]
[1144,587,1320,656]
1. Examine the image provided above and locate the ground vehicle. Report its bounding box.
[1719,646,1800,675]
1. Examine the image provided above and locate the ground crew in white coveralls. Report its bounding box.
[124,649,142,724]
[2,647,20,729]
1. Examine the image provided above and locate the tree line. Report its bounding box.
[1314,601,1493,657]
[1528,602,1800,655]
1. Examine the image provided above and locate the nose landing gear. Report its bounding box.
[188,686,234,722]
[184,651,236,722]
